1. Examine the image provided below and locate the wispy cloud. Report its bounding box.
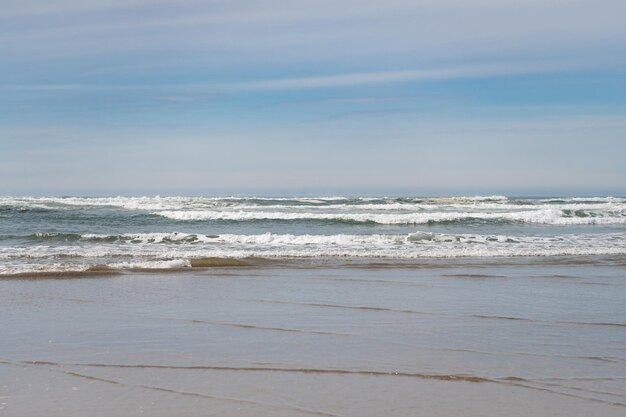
[226,62,571,91]
[1,61,574,93]
[2,0,625,69]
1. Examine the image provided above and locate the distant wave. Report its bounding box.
[2,197,624,224]
[154,208,626,225]
[5,231,625,246]
[0,195,511,207]
[2,195,622,211]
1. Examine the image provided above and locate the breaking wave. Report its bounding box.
[154,208,626,225]
[2,231,625,276]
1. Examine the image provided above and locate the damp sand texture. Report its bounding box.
[1,261,625,417]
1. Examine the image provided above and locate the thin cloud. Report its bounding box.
[2,0,625,69]
[1,61,574,93]
[226,62,570,91]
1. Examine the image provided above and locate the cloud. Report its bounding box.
[2,0,625,70]
[226,62,572,91]
[0,60,577,93]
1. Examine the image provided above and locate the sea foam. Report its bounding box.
[154,208,626,225]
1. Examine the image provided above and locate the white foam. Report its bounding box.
[0,196,221,211]
[4,196,624,226]
[2,196,625,220]
[154,207,626,225]
[107,259,192,269]
[427,195,509,203]
[538,197,623,203]
[0,259,191,275]
[0,262,92,276]
[2,232,625,274]
[80,232,204,243]
[0,196,355,209]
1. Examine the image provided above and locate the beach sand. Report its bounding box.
[1,259,625,416]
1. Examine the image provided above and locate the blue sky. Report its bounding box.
[1,0,625,196]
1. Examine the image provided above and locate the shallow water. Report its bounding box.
[1,260,625,416]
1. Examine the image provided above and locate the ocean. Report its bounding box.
[1,195,625,275]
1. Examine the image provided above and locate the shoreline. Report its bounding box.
[2,253,626,280]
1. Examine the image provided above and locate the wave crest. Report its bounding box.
[154,208,626,225]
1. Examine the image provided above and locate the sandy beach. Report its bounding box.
[2,258,625,416]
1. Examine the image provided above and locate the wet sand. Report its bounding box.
[1,259,625,416]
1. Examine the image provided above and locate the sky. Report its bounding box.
[1,0,625,196]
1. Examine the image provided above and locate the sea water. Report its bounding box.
[1,195,625,275]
